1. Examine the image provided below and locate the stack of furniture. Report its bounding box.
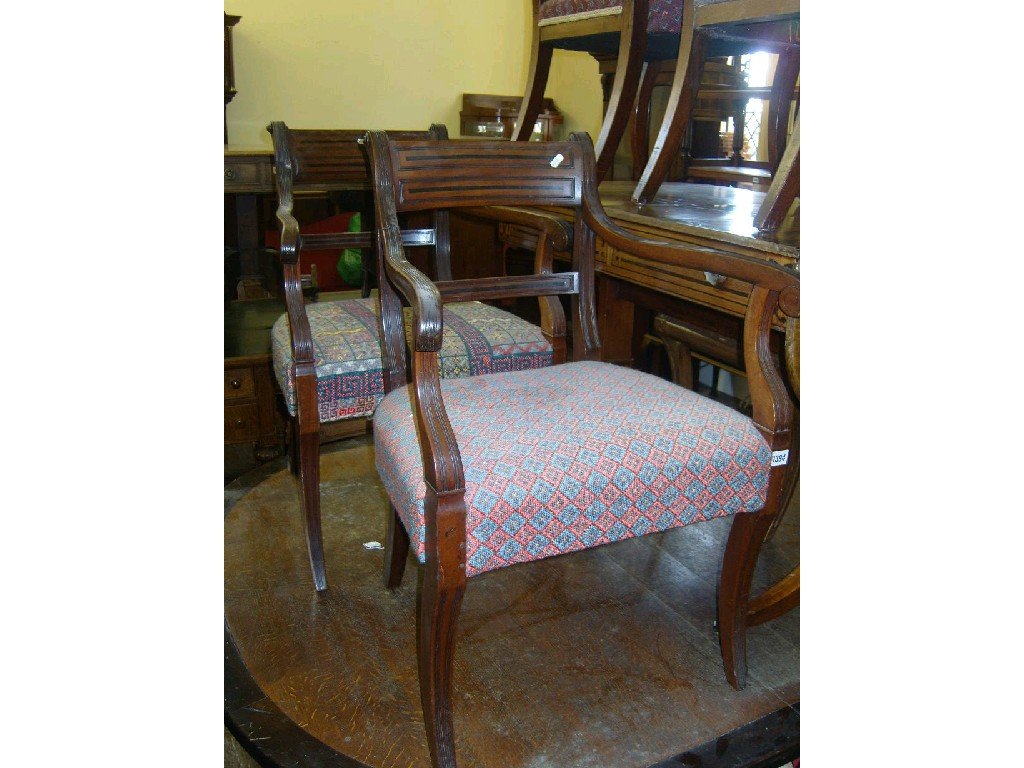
[633,0,800,223]
[513,0,684,181]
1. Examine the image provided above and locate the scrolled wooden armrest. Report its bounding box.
[375,188,444,354]
[275,210,301,266]
[269,202,315,366]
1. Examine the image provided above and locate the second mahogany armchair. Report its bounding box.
[267,121,571,591]
[365,129,799,768]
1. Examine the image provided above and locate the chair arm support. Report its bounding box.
[381,224,444,353]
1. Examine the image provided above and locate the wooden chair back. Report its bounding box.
[368,136,585,397]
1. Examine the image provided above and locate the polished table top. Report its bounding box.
[598,181,799,257]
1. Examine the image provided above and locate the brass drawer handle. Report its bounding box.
[225,167,237,181]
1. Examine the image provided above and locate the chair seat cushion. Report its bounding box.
[272,299,554,422]
[375,360,772,577]
[539,0,682,35]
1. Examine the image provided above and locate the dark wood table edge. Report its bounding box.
[225,622,798,768]
[647,702,800,768]
[225,622,373,768]
[224,455,799,768]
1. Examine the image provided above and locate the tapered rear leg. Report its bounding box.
[593,3,647,180]
[297,426,327,591]
[631,59,663,178]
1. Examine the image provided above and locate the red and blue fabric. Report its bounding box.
[374,360,771,577]
[272,300,554,422]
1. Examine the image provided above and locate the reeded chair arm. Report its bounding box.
[374,185,464,507]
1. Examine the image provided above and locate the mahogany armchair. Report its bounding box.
[267,122,571,591]
[513,0,684,181]
[366,129,800,768]
[633,0,800,206]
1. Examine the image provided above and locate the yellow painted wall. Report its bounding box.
[225,1,603,148]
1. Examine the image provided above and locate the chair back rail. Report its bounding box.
[370,135,588,360]
[283,126,451,189]
[385,140,586,211]
[299,228,436,253]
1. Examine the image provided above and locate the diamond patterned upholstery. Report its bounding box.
[375,360,771,577]
[272,299,554,421]
[538,0,683,34]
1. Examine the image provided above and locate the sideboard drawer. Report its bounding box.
[224,367,256,400]
[224,155,273,193]
[225,403,260,442]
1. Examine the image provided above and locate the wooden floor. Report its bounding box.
[225,433,800,768]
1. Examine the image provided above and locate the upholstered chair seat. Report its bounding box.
[272,299,554,423]
[375,360,770,577]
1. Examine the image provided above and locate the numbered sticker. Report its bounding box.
[550,153,565,168]
[770,450,789,467]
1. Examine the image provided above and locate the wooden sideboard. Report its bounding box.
[224,298,285,460]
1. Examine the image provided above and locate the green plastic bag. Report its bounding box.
[336,212,363,286]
